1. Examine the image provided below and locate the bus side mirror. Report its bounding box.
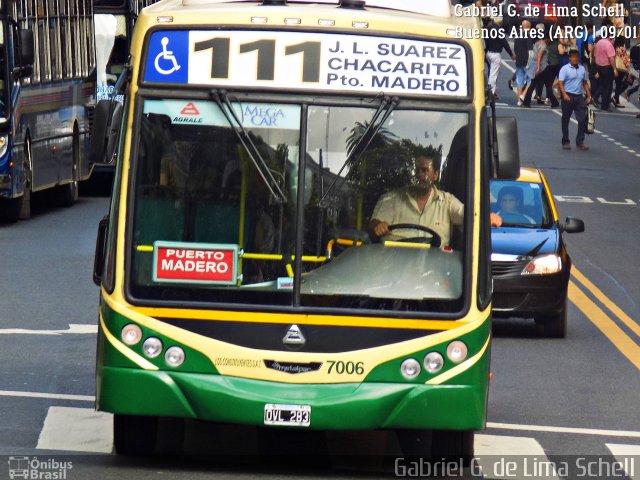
[93,215,110,286]
[492,116,520,180]
[105,102,123,165]
[88,100,112,165]
[19,29,35,66]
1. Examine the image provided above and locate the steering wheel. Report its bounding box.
[388,224,442,247]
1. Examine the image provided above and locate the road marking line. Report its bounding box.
[568,281,640,371]
[0,390,94,402]
[0,324,98,335]
[37,406,112,453]
[501,60,515,73]
[606,444,640,480]
[571,267,640,338]
[475,434,560,480]
[487,422,640,438]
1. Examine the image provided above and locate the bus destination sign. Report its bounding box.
[153,241,239,285]
[143,30,468,97]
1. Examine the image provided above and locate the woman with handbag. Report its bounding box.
[612,36,631,107]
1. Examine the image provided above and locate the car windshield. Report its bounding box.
[490,179,552,228]
[128,97,469,313]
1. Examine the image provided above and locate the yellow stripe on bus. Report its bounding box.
[426,336,490,385]
[102,295,489,384]
[384,241,431,249]
[130,305,466,331]
[99,315,159,371]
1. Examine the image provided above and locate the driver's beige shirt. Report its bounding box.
[371,186,464,246]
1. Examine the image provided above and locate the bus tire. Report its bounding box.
[56,181,78,207]
[113,414,158,456]
[56,133,80,207]
[431,429,474,465]
[395,428,431,458]
[20,137,33,219]
[0,196,23,223]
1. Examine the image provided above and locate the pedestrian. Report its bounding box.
[544,37,564,108]
[626,30,640,117]
[558,48,593,151]
[577,22,595,66]
[483,17,515,99]
[612,35,630,107]
[521,35,550,107]
[512,20,532,106]
[591,21,618,111]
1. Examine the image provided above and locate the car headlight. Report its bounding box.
[521,254,562,275]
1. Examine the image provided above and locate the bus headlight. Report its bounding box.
[121,324,142,346]
[165,346,185,367]
[142,337,163,358]
[423,352,444,373]
[0,135,8,158]
[521,254,562,275]
[400,358,421,379]
[447,341,468,364]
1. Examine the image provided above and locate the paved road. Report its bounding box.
[1,88,640,479]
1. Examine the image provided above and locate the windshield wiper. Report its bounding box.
[502,222,539,229]
[211,89,287,203]
[319,96,400,206]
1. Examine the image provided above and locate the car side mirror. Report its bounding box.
[563,216,585,233]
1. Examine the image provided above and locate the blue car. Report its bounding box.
[490,167,584,337]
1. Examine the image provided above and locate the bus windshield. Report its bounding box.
[129,97,469,313]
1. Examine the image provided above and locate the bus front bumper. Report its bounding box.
[97,366,487,431]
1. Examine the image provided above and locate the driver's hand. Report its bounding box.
[373,221,390,237]
[490,212,502,227]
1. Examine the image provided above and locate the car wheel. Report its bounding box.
[541,304,568,339]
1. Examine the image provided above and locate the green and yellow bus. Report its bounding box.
[92,0,520,459]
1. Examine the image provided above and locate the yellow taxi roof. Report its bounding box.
[517,167,542,183]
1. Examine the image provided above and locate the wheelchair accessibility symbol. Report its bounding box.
[155,37,181,75]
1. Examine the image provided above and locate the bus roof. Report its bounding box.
[178,0,453,18]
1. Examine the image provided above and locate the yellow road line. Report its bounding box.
[572,266,640,338]
[568,281,640,371]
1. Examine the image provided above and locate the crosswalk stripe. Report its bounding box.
[606,444,640,480]
[37,406,113,453]
[474,434,560,480]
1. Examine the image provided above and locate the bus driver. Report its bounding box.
[368,155,502,246]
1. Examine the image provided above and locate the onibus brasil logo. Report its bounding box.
[8,457,72,479]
